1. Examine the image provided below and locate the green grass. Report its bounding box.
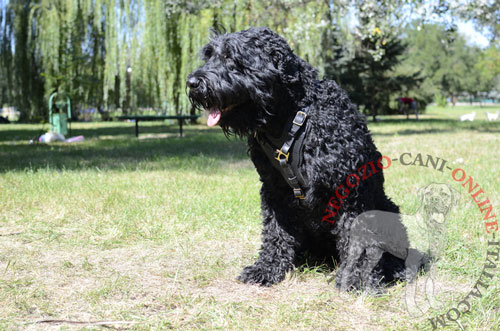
[0,105,499,330]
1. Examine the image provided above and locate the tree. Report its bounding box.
[327,29,420,121]
[475,45,500,101]
[398,22,485,107]
[0,0,465,121]
[2,0,45,121]
[0,3,14,107]
[454,1,500,39]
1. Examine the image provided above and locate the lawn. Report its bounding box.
[0,105,499,330]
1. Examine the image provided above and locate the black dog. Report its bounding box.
[187,27,423,291]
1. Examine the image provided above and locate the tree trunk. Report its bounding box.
[190,105,197,124]
[371,104,377,122]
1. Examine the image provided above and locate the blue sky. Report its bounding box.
[457,21,490,48]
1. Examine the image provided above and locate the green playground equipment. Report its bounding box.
[48,92,72,136]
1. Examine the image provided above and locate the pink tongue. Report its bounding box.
[207,109,221,127]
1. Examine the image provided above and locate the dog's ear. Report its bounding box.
[448,185,459,207]
[417,185,427,203]
[210,24,226,37]
[275,52,320,85]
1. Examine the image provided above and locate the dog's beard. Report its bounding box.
[188,71,284,136]
[188,80,252,129]
[191,90,271,136]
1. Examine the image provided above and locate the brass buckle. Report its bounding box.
[293,188,305,199]
[275,149,289,162]
[293,111,307,126]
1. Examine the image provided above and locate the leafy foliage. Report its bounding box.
[327,29,423,120]
[1,0,500,121]
[398,22,499,107]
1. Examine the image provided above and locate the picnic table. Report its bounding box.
[118,114,200,137]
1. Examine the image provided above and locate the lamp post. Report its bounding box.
[125,66,132,114]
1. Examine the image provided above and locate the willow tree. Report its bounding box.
[0,4,14,107]
[28,0,140,114]
[116,0,338,115]
[2,0,115,119]
[1,0,45,121]
[27,0,106,117]
[208,0,332,73]
[1,0,437,121]
[134,0,210,114]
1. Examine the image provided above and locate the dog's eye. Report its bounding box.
[202,47,213,59]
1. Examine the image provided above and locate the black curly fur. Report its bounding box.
[187,27,422,291]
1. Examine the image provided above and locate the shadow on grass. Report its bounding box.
[369,118,500,136]
[0,126,249,173]
[0,121,196,142]
[2,118,499,172]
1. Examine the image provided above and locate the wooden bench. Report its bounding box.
[118,115,200,137]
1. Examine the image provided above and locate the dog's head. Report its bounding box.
[418,183,458,223]
[186,27,318,137]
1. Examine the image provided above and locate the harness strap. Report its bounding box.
[255,107,310,200]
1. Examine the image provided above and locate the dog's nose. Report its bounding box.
[187,76,200,89]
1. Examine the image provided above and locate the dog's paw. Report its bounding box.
[334,273,360,292]
[335,273,385,295]
[237,264,285,287]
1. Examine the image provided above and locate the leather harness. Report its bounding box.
[254,107,311,200]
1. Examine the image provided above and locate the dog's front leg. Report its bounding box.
[237,189,301,286]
